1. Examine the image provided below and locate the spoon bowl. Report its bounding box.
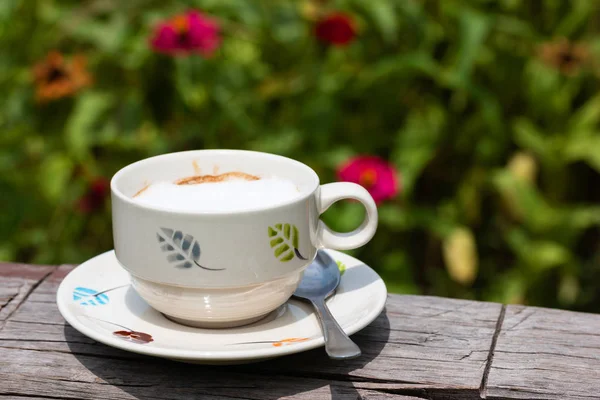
[293,250,340,300]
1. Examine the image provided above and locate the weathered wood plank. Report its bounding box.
[0,262,55,326]
[0,355,420,400]
[0,397,71,400]
[6,261,600,399]
[7,292,67,324]
[259,295,502,399]
[2,293,502,392]
[485,305,600,399]
[0,262,503,400]
[0,340,421,400]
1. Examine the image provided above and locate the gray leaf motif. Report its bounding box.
[156,228,224,271]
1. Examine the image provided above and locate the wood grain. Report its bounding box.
[0,262,55,327]
[485,305,600,399]
[2,262,600,399]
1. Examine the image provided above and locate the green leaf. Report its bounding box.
[563,136,600,172]
[392,105,446,198]
[506,229,572,271]
[268,223,300,262]
[336,260,346,276]
[378,204,454,236]
[0,243,14,261]
[356,52,439,89]
[524,60,569,118]
[526,242,571,270]
[452,9,490,83]
[567,207,600,231]
[484,268,527,304]
[320,201,366,233]
[270,237,283,247]
[66,14,128,53]
[492,170,562,232]
[358,0,398,44]
[249,129,301,156]
[274,244,290,257]
[512,118,551,160]
[65,92,113,161]
[39,153,73,202]
[556,0,594,37]
[567,94,600,135]
[174,58,209,110]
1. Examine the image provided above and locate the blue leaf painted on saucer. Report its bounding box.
[73,287,109,306]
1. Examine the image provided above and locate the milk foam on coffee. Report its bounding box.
[133,175,300,212]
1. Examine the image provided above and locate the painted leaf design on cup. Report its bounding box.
[268,223,307,262]
[72,284,128,306]
[72,287,109,306]
[113,330,154,344]
[336,260,347,276]
[156,228,224,271]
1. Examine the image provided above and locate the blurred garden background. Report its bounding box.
[1,0,600,311]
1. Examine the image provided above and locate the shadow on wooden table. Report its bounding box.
[64,309,390,399]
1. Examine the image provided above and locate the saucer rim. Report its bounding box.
[57,249,387,361]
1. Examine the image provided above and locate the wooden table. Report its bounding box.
[1,263,599,400]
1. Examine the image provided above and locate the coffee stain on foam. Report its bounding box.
[192,160,201,175]
[175,171,260,185]
[133,181,150,198]
[213,165,220,175]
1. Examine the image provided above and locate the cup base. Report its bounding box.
[163,312,270,329]
[129,269,304,330]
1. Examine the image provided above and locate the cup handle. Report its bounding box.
[316,182,378,250]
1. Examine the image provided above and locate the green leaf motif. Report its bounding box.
[268,223,299,262]
[336,261,346,276]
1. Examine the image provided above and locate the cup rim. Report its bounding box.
[110,149,320,216]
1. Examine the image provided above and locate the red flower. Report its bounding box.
[150,10,221,57]
[78,177,110,214]
[315,13,356,47]
[337,156,399,204]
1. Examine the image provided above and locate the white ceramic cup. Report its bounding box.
[111,150,378,328]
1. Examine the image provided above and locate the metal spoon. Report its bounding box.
[293,249,361,360]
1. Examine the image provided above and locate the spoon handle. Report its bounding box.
[311,298,361,360]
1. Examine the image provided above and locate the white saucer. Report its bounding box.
[57,249,387,364]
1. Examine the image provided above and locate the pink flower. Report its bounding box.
[150,11,221,57]
[337,156,400,204]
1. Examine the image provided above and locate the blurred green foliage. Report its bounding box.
[1,0,600,311]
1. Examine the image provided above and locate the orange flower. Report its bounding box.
[538,38,590,76]
[32,51,92,102]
